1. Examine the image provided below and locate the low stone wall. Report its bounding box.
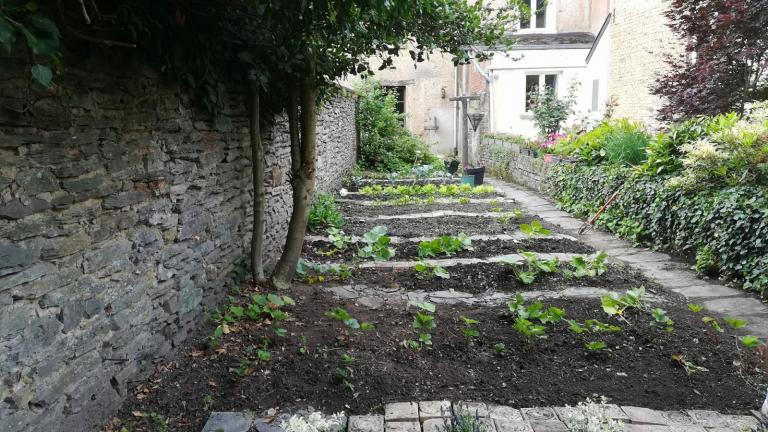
[476,137,551,192]
[0,58,356,432]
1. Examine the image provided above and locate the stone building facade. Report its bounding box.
[0,58,357,432]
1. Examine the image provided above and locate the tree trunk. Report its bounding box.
[271,61,318,289]
[248,88,266,282]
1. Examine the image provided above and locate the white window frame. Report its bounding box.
[524,72,561,113]
[517,0,556,33]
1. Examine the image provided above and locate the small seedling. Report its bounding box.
[724,317,747,329]
[585,341,608,351]
[739,335,762,348]
[296,259,352,283]
[298,336,309,355]
[418,234,473,257]
[566,252,608,278]
[702,316,724,333]
[460,315,480,340]
[414,261,450,279]
[501,251,558,285]
[687,303,703,313]
[326,307,375,330]
[650,308,674,332]
[519,220,550,237]
[327,228,352,251]
[672,354,709,375]
[357,226,396,261]
[601,287,646,321]
[493,342,507,354]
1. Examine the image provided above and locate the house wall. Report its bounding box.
[488,48,592,137]
[0,58,357,432]
[607,0,683,125]
[556,0,591,33]
[345,52,456,155]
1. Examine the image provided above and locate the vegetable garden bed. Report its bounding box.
[342,215,560,238]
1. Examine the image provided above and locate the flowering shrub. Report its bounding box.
[541,133,567,151]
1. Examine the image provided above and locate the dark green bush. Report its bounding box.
[548,163,768,295]
[307,193,345,232]
[355,80,439,172]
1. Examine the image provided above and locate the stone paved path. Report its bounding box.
[485,178,768,339]
[201,400,763,432]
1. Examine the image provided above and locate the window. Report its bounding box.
[384,86,406,115]
[525,73,559,110]
[520,0,549,30]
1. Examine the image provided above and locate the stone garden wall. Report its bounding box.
[0,58,356,432]
[477,137,551,192]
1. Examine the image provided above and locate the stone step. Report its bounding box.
[305,232,579,245]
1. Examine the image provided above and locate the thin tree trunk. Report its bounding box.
[272,61,318,289]
[249,88,266,282]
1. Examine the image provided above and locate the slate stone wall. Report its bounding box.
[0,59,356,432]
[477,137,551,191]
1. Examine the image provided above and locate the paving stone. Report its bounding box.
[553,405,629,426]
[493,419,533,432]
[521,408,557,422]
[703,297,768,317]
[423,418,447,432]
[349,415,385,432]
[489,405,523,422]
[385,402,419,422]
[252,415,291,432]
[621,406,668,425]
[202,412,256,432]
[724,414,760,430]
[528,420,568,432]
[455,402,489,417]
[419,401,452,420]
[621,425,672,431]
[686,410,754,429]
[660,410,696,425]
[385,421,420,432]
[617,251,672,263]
[671,285,744,298]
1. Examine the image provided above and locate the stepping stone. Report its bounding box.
[385,421,420,432]
[252,415,294,432]
[686,410,756,429]
[349,415,385,432]
[488,405,523,422]
[528,420,568,432]
[419,401,452,420]
[521,407,556,422]
[202,412,256,432]
[493,419,533,432]
[455,402,489,417]
[703,297,768,316]
[553,404,628,425]
[672,284,744,298]
[385,402,419,422]
[621,406,668,425]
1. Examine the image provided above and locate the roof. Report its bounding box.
[505,32,596,50]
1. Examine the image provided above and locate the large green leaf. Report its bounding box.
[31,64,51,88]
[0,16,14,53]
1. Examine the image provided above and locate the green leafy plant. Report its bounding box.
[326,307,375,331]
[739,335,762,348]
[327,228,352,251]
[694,245,718,276]
[357,225,396,261]
[702,316,724,333]
[528,80,579,136]
[308,193,345,232]
[565,252,608,278]
[414,261,450,279]
[650,308,674,332]
[0,5,61,89]
[724,317,747,329]
[507,294,564,340]
[519,220,551,237]
[688,303,703,313]
[418,234,473,257]
[601,287,646,321]
[585,341,608,351]
[493,342,507,354]
[404,302,437,350]
[672,354,709,375]
[501,251,559,285]
[566,319,621,334]
[460,315,480,341]
[296,259,352,283]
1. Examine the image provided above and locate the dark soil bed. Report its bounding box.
[303,238,594,262]
[112,283,764,432]
[337,201,521,218]
[335,262,658,294]
[343,215,561,237]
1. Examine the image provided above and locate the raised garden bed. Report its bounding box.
[114,283,765,432]
[303,238,594,262]
[325,261,659,294]
[336,200,522,218]
[342,215,560,238]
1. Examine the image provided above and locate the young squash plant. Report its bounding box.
[357,225,396,261]
[519,220,551,237]
[403,302,437,350]
[418,233,472,258]
[327,228,353,251]
[501,251,559,285]
[414,260,450,279]
[565,251,609,278]
[460,315,481,341]
[326,307,375,331]
[296,259,352,283]
[507,294,565,341]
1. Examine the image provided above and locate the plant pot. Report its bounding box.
[464,166,485,185]
[446,160,460,175]
[461,174,475,185]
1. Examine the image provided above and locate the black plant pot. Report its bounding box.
[464,166,485,185]
[446,160,460,175]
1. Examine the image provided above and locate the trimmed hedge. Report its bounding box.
[548,163,768,295]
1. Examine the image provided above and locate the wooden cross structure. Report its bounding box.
[450,95,481,169]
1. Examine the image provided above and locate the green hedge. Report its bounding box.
[548,163,768,295]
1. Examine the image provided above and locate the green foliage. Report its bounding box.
[296,259,352,283]
[519,220,550,237]
[326,307,375,331]
[0,3,60,88]
[327,228,353,251]
[414,261,450,279]
[418,233,473,257]
[210,292,294,348]
[308,193,345,232]
[565,252,608,278]
[460,315,480,340]
[650,308,674,332]
[552,119,650,165]
[439,411,489,432]
[501,251,558,285]
[507,294,564,340]
[739,335,762,348]
[585,341,608,351]
[724,317,747,329]
[360,183,496,198]
[548,161,768,295]
[356,79,439,172]
[528,81,578,136]
[601,287,646,318]
[694,245,718,276]
[640,116,710,175]
[357,226,396,261]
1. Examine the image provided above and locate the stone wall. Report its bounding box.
[477,137,551,192]
[0,58,356,432]
[607,0,684,126]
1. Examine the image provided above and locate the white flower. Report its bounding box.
[282,410,346,432]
